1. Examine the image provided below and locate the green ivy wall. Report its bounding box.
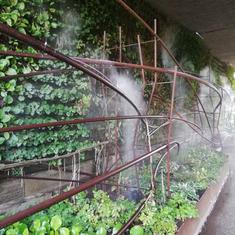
[0,0,231,162]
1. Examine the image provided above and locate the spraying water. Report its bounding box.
[56,11,80,51]
[111,70,146,161]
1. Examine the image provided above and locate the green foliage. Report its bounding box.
[173,147,225,191]
[173,28,211,73]
[0,0,94,161]
[138,193,198,235]
[225,65,235,90]
[2,189,199,235]
[170,181,199,201]
[3,190,136,235]
[167,193,198,220]
[73,190,136,231]
[130,225,144,235]
[50,215,62,231]
[119,148,224,233]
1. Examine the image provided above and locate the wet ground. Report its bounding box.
[200,144,235,235]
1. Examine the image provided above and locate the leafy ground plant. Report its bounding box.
[138,193,198,235]
[1,148,225,234]
[2,190,198,235]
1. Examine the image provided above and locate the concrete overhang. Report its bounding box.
[146,0,235,65]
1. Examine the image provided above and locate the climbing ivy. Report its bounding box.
[0,0,232,161]
[0,0,95,161]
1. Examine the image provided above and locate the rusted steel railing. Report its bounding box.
[0,142,178,228]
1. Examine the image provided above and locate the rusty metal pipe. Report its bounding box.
[0,23,143,121]
[0,115,201,133]
[115,0,183,71]
[116,193,152,235]
[0,50,224,103]
[0,142,177,228]
[3,175,147,191]
[115,0,218,135]
[116,142,180,234]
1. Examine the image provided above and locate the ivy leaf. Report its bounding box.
[17,2,25,10]
[5,95,13,104]
[0,137,5,145]
[19,27,26,34]
[11,12,18,24]
[10,0,18,6]
[24,83,33,91]
[59,228,70,235]
[51,22,58,28]
[18,223,29,235]
[6,228,17,235]
[1,113,11,123]
[1,91,7,97]
[32,219,41,231]
[0,58,10,70]
[6,18,12,26]
[50,215,62,231]
[71,225,83,235]
[4,132,10,140]
[22,66,31,74]
[112,223,122,234]
[6,68,17,76]
[5,80,16,92]
[96,226,107,235]
[8,134,18,146]
[18,96,25,101]
[130,226,144,235]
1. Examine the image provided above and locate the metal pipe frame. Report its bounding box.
[166,67,177,195]
[0,115,201,133]
[0,142,178,228]
[0,50,224,105]
[0,48,223,136]
[0,3,224,230]
[116,142,180,234]
[0,23,144,122]
[115,0,218,136]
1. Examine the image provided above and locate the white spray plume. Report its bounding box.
[220,75,235,139]
[161,26,176,69]
[56,11,80,50]
[111,70,146,161]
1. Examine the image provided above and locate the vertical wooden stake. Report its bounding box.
[137,34,146,88]
[119,26,122,62]
[166,66,177,196]
[20,167,25,197]
[148,19,158,109]
[103,31,106,59]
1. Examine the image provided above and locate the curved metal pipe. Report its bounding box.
[150,121,169,136]
[0,49,224,105]
[116,142,180,235]
[154,143,180,179]
[0,23,144,122]
[115,0,184,71]
[115,0,220,135]
[0,141,177,228]
[116,192,152,235]
[0,115,201,133]
[0,49,222,111]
